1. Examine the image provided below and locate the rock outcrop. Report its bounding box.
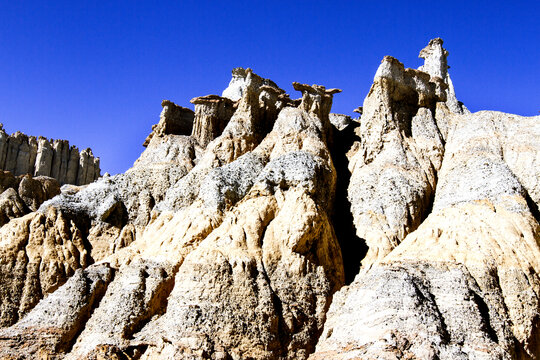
[0,40,538,360]
[143,100,195,147]
[0,170,61,227]
[0,67,345,359]
[311,40,540,359]
[0,125,100,185]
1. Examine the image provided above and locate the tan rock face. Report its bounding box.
[0,68,346,359]
[0,39,539,360]
[143,100,195,147]
[347,55,444,267]
[0,207,89,328]
[61,79,343,360]
[0,126,101,186]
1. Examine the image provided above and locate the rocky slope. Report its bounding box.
[0,38,538,360]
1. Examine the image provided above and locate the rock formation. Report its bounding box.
[0,39,538,360]
[0,170,61,227]
[311,39,540,359]
[143,100,195,147]
[0,125,101,185]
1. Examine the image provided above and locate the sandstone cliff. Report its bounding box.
[0,39,538,360]
[0,125,101,185]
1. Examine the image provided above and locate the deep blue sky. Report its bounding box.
[1,1,538,175]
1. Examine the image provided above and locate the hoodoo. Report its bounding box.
[0,39,538,360]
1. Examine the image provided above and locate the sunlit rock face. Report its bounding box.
[0,126,100,186]
[311,40,540,360]
[0,39,539,360]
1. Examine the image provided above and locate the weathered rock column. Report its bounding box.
[51,139,69,183]
[142,100,195,147]
[190,95,236,147]
[4,133,24,173]
[34,137,53,177]
[418,37,466,114]
[14,137,32,176]
[77,148,90,185]
[66,146,79,184]
[0,126,9,169]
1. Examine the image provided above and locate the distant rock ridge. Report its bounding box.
[0,124,100,185]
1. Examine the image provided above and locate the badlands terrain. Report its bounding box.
[0,38,538,359]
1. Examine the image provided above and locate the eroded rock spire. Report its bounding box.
[419,37,467,114]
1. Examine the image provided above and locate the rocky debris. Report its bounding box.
[0,125,101,185]
[311,40,540,359]
[0,171,61,227]
[0,38,539,360]
[143,100,195,147]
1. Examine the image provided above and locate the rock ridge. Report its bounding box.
[0,125,101,186]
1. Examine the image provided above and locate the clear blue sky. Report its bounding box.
[1,1,538,175]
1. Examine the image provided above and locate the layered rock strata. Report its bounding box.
[0,125,101,185]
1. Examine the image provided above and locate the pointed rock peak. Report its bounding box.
[418,38,467,114]
[292,82,341,118]
[418,37,449,80]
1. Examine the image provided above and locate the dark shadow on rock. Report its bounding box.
[329,121,369,285]
[524,190,540,225]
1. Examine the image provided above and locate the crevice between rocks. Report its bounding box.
[329,122,368,285]
[524,190,540,225]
